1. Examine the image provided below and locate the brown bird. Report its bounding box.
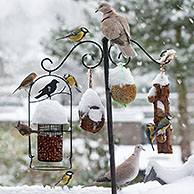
[83,144,145,190]
[12,72,37,94]
[96,2,137,58]
[15,121,38,136]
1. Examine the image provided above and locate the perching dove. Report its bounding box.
[96,2,137,58]
[83,144,145,190]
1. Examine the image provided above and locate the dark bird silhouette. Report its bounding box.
[35,79,59,99]
[15,121,38,136]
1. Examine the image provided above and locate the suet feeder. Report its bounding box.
[109,64,136,106]
[28,74,73,171]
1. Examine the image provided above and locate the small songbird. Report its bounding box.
[83,144,145,190]
[63,73,81,93]
[152,114,172,137]
[12,72,37,94]
[55,171,74,189]
[96,2,137,58]
[34,79,59,99]
[15,121,38,136]
[144,123,156,151]
[56,27,89,42]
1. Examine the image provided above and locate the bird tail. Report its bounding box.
[12,86,20,94]
[34,93,42,99]
[56,35,69,41]
[118,43,137,58]
[76,87,81,93]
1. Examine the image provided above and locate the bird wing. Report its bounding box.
[102,16,123,40]
[65,29,81,38]
[116,15,131,39]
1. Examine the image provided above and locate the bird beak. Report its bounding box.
[95,9,98,13]
[142,148,146,151]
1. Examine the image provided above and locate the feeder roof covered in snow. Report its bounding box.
[109,65,135,88]
[78,88,104,122]
[32,100,68,124]
[152,72,169,87]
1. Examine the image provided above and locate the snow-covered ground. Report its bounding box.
[1,176,194,194]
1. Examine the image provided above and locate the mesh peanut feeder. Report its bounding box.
[109,64,136,106]
[78,68,105,133]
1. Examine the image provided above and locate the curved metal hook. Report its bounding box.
[40,40,103,73]
[130,39,170,65]
[108,44,131,66]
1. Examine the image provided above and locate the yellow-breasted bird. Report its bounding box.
[56,27,89,42]
[152,114,172,137]
[64,73,81,93]
[54,171,74,188]
[144,123,156,151]
[12,72,37,94]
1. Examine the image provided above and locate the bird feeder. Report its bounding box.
[109,64,136,106]
[28,75,73,171]
[147,49,176,153]
[78,69,105,133]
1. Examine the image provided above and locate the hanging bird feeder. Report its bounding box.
[28,74,73,171]
[109,64,136,106]
[78,68,105,133]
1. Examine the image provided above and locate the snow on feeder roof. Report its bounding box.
[109,64,135,88]
[78,88,104,117]
[152,72,169,87]
[32,99,68,124]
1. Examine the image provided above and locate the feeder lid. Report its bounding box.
[32,99,68,124]
[78,88,104,115]
[152,72,169,87]
[109,64,135,89]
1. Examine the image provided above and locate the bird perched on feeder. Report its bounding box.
[144,123,156,151]
[56,27,89,42]
[34,79,59,99]
[15,121,38,136]
[55,171,74,189]
[83,144,145,190]
[152,114,172,137]
[96,2,137,58]
[12,72,37,94]
[63,73,81,93]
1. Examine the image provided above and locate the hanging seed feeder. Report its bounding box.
[28,75,73,171]
[109,64,136,106]
[78,68,105,133]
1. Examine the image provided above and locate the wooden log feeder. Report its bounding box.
[148,50,176,153]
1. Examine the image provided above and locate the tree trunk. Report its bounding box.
[176,77,191,162]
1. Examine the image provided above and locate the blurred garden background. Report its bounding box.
[0,0,194,187]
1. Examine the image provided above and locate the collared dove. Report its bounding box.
[96,2,137,58]
[83,144,145,190]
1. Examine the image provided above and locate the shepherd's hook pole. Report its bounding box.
[102,37,117,194]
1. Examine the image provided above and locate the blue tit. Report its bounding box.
[144,123,156,151]
[55,171,74,188]
[64,73,81,93]
[56,27,89,42]
[152,114,172,137]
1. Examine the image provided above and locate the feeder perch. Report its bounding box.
[78,88,105,133]
[109,65,136,105]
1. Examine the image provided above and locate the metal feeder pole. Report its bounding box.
[102,37,117,194]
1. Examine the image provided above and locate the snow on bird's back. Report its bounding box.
[78,88,104,122]
[109,65,135,88]
[32,100,68,124]
[152,72,169,87]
